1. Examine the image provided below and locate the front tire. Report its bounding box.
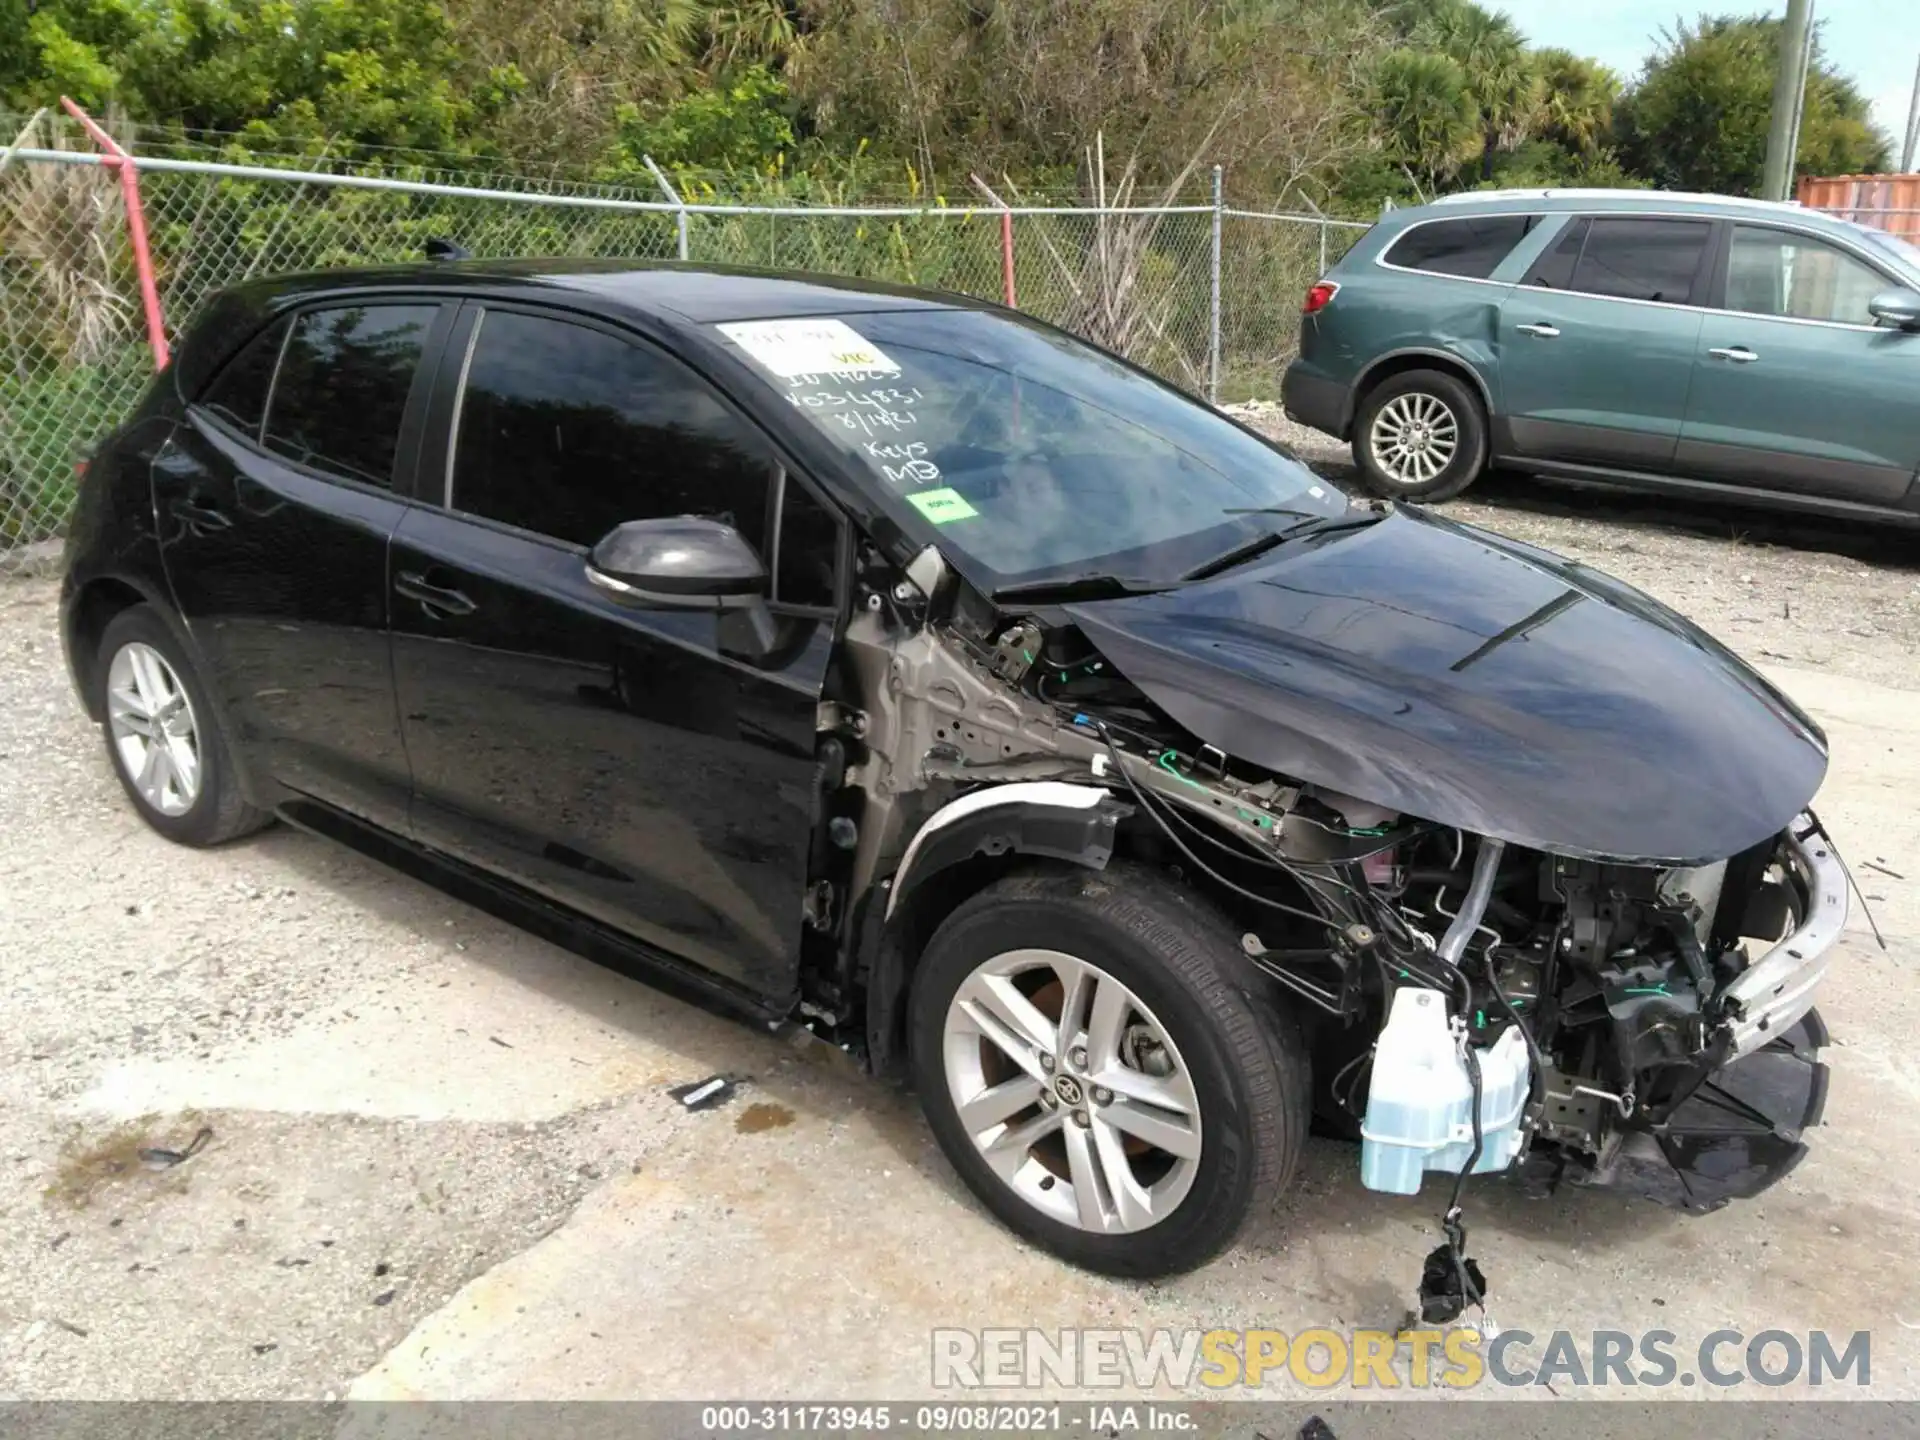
[909,865,1308,1277]
[93,605,270,847]
[1351,368,1488,502]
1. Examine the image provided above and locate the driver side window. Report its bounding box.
[448,310,778,555]
[1726,226,1888,326]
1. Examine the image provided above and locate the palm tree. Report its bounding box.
[1415,0,1540,181]
[702,0,799,68]
[1372,48,1481,193]
[1534,47,1620,156]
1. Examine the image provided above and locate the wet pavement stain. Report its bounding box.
[45,1116,206,1208]
[734,1102,796,1134]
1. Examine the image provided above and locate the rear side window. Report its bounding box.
[449,310,779,551]
[1564,218,1710,304]
[264,305,435,488]
[1383,216,1539,279]
[197,319,287,439]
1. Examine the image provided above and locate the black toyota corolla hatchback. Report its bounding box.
[63,260,1844,1284]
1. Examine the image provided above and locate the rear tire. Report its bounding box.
[1351,368,1488,502]
[93,605,271,847]
[909,864,1308,1277]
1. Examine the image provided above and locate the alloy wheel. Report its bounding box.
[941,948,1202,1233]
[106,641,202,817]
[1369,391,1460,487]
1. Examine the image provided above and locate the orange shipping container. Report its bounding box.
[1796,173,1920,240]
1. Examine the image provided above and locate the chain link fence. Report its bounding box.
[1,129,1367,567]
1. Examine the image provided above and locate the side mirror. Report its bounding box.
[1869,288,1920,330]
[586,517,767,610]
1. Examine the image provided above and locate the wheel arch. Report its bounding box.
[64,573,172,722]
[1347,348,1494,435]
[860,783,1129,1081]
[68,579,270,811]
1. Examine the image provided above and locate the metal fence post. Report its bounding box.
[1000,210,1017,308]
[643,154,690,261]
[1209,164,1223,405]
[60,97,169,371]
[1319,219,1329,279]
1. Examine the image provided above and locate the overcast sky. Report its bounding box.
[1488,1,1920,149]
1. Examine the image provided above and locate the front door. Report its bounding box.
[1497,215,1714,472]
[389,306,843,1001]
[1676,221,1920,506]
[153,302,445,832]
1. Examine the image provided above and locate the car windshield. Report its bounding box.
[712,308,1343,589]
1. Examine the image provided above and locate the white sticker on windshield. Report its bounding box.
[718,319,900,379]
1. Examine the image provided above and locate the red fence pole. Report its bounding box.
[60,97,169,371]
[1000,210,1017,308]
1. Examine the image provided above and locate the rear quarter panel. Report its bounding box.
[58,386,184,707]
[1308,211,1574,420]
[1309,266,1510,418]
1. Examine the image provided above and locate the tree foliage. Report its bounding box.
[6,0,482,150]
[788,0,1390,201]
[1371,49,1479,193]
[1534,48,1619,157]
[1411,0,1537,179]
[1616,16,1889,196]
[0,0,1899,212]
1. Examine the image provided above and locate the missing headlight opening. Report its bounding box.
[819,538,1849,1296]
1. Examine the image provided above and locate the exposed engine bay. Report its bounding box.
[810,542,1849,1305]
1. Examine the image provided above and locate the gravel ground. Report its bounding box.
[0,576,816,1396]
[1229,401,1920,691]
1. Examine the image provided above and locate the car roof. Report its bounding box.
[234,257,971,323]
[1407,187,1832,226]
[172,258,983,410]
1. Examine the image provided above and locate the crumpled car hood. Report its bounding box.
[1066,506,1827,864]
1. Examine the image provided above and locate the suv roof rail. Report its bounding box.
[1425,187,1806,212]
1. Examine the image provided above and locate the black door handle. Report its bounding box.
[168,495,232,532]
[395,570,478,618]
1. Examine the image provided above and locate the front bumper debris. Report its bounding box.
[1723,816,1847,1060]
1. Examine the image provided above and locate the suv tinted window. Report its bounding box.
[1522,218,1588,289]
[1727,224,1888,325]
[1384,215,1539,279]
[264,305,434,487]
[450,310,779,553]
[198,318,287,438]
[1568,218,1710,304]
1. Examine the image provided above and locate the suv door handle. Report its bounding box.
[1709,345,1760,364]
[395,570,478,618]
[1516,323,1561,338]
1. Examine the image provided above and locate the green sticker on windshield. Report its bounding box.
[907,487,978,524]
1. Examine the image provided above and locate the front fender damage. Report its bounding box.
[822,560,1845,1316]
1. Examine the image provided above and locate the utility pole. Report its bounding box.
[1903,53,1920,172]
[1784,0,1816,188]
[1762,0,1815,201]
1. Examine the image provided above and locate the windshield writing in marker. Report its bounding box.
[783,378,946,489]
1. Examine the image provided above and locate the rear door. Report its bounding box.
[154,300,448,831]
[1497,215,1714,471]
[1675,221,1920,505]
[389,303,843,1000]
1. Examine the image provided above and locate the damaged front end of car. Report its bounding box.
[813,518,1847,1262]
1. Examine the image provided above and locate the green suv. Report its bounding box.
[1282,188,1920,519]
